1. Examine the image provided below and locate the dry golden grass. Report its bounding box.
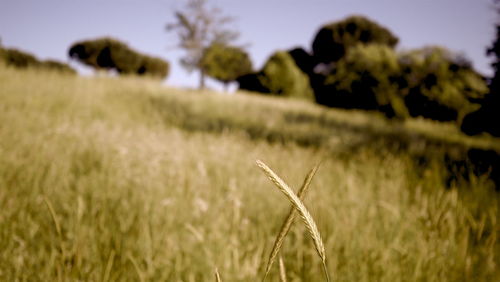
[1,65,499,281]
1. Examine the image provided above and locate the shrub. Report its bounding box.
[139,56,170,79]
[238,51,314,101]
[0,47,75,74]
[0,48,39,68]
[40,60,77,75]
[236,73,264,92]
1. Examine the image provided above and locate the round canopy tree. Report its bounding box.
[312,15,399,64]
[201,43,253,90]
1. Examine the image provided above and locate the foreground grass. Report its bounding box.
[0,66,498,281]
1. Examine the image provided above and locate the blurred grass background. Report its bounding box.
[0,64,498,281]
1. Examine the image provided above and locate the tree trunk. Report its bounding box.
[199,70,206,90]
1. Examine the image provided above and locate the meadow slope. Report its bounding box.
[0,65,498,281]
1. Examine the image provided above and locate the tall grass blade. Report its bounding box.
[127,253,145,282]
[43,196,61,237]
[43,196,66,281]
[215,267,222,282]
[256,160,328,280]
[263,163,320,281]
[103,250,116,282]
[278,255,287,282]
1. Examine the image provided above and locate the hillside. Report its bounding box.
[0,65,498,281]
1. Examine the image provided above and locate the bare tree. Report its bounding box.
[166,0,239,89]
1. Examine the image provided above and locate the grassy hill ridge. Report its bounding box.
[0,65,498,281]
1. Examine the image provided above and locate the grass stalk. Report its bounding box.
[215,267,222,282]
[43,196,62,238]
[322,260,331,282]
[43,196,65,280]
[278,255,287,282]
[263,163,320,281]
[256,160,329,281]
[103,250,116,282]
[127,253,145,282]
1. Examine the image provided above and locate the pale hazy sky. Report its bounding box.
[0,0,497,90]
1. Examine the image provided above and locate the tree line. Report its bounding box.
[237,16,493,133]
[165,0,498,137]
[1,0,497,137]
[0,36,170,80]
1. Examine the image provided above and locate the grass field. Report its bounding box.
[0,65,499,281]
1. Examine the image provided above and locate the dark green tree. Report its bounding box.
[167,0,239,89]
[69,37,169,79]
[288,47,316,75]
[489,27,500,95]
[0,48,39,68]
[310,16,400,108]
[238,51,314,101]
[399,47,487,123]
[200,43,252,90]
[320,44,408,117]
[68,38,114,70]
[139,56,170,79]
[0,47,75,74]
[98,43,142,74]
[312,15,399,65]
[318,45,487,122]
[461,2,500,136]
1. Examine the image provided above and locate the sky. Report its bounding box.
[0,0,498,90]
